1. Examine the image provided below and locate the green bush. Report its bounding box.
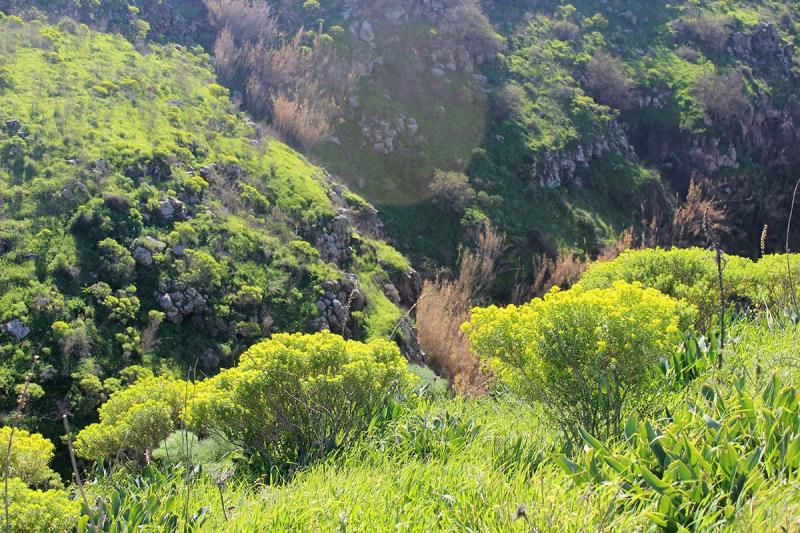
[188,332,410,466]
[466,281,693,442]
[74,376,186,463]
[0,427,60,488]
[3,477,78,533]
[97,238,136,288]
[576,248,800,327]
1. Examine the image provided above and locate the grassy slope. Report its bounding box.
[0,13,406,451]
[81,314,800,531]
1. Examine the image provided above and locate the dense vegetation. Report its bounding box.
[6,242,800,531]
[3,1,800,532]
[0,12,416,469]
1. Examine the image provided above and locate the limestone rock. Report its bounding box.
[2,319,30,341]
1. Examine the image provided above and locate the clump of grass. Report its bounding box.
[417,226,503,395]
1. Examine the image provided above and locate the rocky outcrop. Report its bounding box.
[391,268,422,308]
[688,138,739,174]
[728,23,794,76]
[360,114,421,154]
[393,315,424,364]
[156,281,207,324]
[157,196,186,220]
[309,276,366,337]
[312,215,354,269]
[534,125,635,189]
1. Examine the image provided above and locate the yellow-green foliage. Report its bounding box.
[3,477,78,533]
[0,427,59,488]
[575,247,751,327]
[576,248,800,328]
[739,254,800,311]
[466,281,693,440]
[74,376,186,462]
[189,332,410,464]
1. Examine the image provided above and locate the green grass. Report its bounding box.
[74,315,800,532]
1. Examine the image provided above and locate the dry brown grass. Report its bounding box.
[205,0,278,44]
[672,176,729,247]
[417,226,503,395]
[513,229,635,303]
[207,3,357,150]
[271,92,335,150]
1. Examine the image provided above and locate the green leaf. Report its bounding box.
[640,466,673,495]
[555,455,582,476]
[578,426,606,452]
[624,413,639,444]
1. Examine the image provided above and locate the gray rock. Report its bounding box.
[385,9,404,21]
[431,67,445,77]
[143,236,167,252]
[158,200,175,217]
[2,319,30,341]
[133,246,153,266]
[359,20,375,42]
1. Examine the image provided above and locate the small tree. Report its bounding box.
[585,52,634,111]
[695,70,751,126]
[466,281,693,442]
[97,238,135,288]
[680,12,732,54]
[429,170,476,214]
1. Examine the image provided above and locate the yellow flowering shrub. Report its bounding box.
[465,281,693,441]
[74,376,186,462]
[3,478,78,533]
[575,247,800,327]
[0,427,60,488]
[575,247,752,328]
[188,332,410,466]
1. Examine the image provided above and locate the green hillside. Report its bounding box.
[0,13,417,451]
[3,2,800,532]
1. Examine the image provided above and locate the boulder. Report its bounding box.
[133,246,153,266]
[2,319,30,341]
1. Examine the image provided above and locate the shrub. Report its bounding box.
[439,0,504,61]
[3,478,78,533]
[585,52,634,111]
[466,281,692,442]
[575,247,754,328]
[493,83,525,121]
[177,250,225,293]
[97,238,135,288]
[551,19,580,41]
[74,376,186,463]
[679,12,732,53]
[0,427,60,488]
[188,332,409,466]
[695,70,751,126]
[429,170,476,214]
